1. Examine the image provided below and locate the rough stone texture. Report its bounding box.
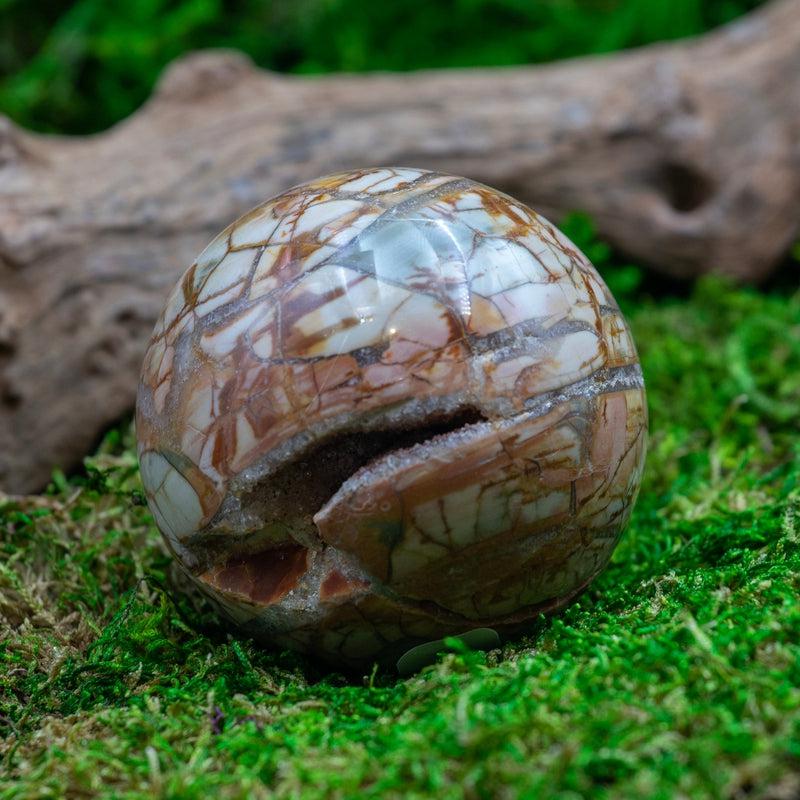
[1,0,798,494]
[136,168,647,667]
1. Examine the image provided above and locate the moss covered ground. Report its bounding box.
[1,222,799,798]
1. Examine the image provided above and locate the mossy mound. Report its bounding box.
[2,231,799,797]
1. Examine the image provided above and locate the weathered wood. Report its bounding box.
[1,0,798,493]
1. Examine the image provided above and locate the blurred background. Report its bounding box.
[1,0,764,135]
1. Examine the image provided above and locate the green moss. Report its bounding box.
[1,262,799,798]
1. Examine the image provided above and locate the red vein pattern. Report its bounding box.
[136,167,647,668]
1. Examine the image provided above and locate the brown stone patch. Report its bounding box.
[199,543,309,606]
[320,570,370,602]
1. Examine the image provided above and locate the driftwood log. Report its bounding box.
[1,0,799,494]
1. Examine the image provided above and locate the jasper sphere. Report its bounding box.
[136,167,647,668]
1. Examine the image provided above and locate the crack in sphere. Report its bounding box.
[136,167,647,669]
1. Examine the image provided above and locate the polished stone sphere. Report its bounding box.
[136,167,647,669]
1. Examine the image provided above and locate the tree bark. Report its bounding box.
[1,0,799,493]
